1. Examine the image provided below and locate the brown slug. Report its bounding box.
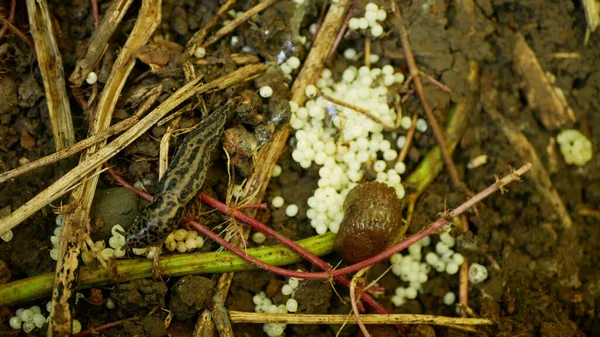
[334,182,407,264]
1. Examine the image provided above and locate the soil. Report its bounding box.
[0,0,599,337]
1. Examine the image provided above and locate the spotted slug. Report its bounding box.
[126,103,233,248]
[334,182,407,263]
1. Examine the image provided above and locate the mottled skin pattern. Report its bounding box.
[126,105,231,248]
[334,182,407,263]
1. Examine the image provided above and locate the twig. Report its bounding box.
[186,0,236,55]
[0,64,268,237]
[350,267,371,337]
[312,0,328,41]
[73,317,135,337]
[0,0,16,40]
[397,110,418,163]
[194,53,260,66]
[0,2,34,50]
[228,311,494,326]
[26,0,75,150]
[326,2,354,62]
[91,0,99,27]
[153,164,531,280]
[202,0,280,48]
[321,92,396,131]
[390,3,460,187]
[420,71,452,93]
[69,0,135,86]
[0,114,141,184]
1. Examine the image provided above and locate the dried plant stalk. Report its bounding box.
[69,0,135,86]
[228,311,494,326]
[0,115,139,184]
[513,32,575,130]
[26,0,75,150]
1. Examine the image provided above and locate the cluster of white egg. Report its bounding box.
[289,62,407,235]
[81,224,127,264]
[129,228,205,258]
[556,129,593,166]
[7,303,82,334]
[389,232,467,307]
[252,277,300,337]
[48,214,66,260]
[348,2,387,37]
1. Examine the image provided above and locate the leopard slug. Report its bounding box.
[126,103,233,248]
[334,182,407,263]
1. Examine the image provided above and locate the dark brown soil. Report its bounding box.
[0,0,599,336]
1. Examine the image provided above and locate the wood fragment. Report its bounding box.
[513,32,575,130]
[69,0,135,86]
[228,311,494,326]
[26,0,75,150]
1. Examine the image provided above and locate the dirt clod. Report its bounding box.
[168,275,215,320]
[111,279,168,316]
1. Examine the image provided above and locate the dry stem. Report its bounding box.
[0,114,142,184]
[69,0,135,86]
[512,32,575,130]
[0,0,15,40]
[228,311,493,326]
[202,0,279,48]
[397,110,418,162]
[321,92,396,130]
[390,3,460,188]
[186,0,236,55]
[350,267,371,337]
[26,0,75,150]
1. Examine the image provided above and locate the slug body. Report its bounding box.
[334,182,406,263]
[126,105,232,248]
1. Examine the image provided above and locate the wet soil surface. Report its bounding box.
[0,0,599,336]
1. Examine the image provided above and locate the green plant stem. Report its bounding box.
[0,98,473,307]
[0,233,335,306]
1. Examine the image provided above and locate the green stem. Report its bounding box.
[0,98,474,307]
[0,233,335,306]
